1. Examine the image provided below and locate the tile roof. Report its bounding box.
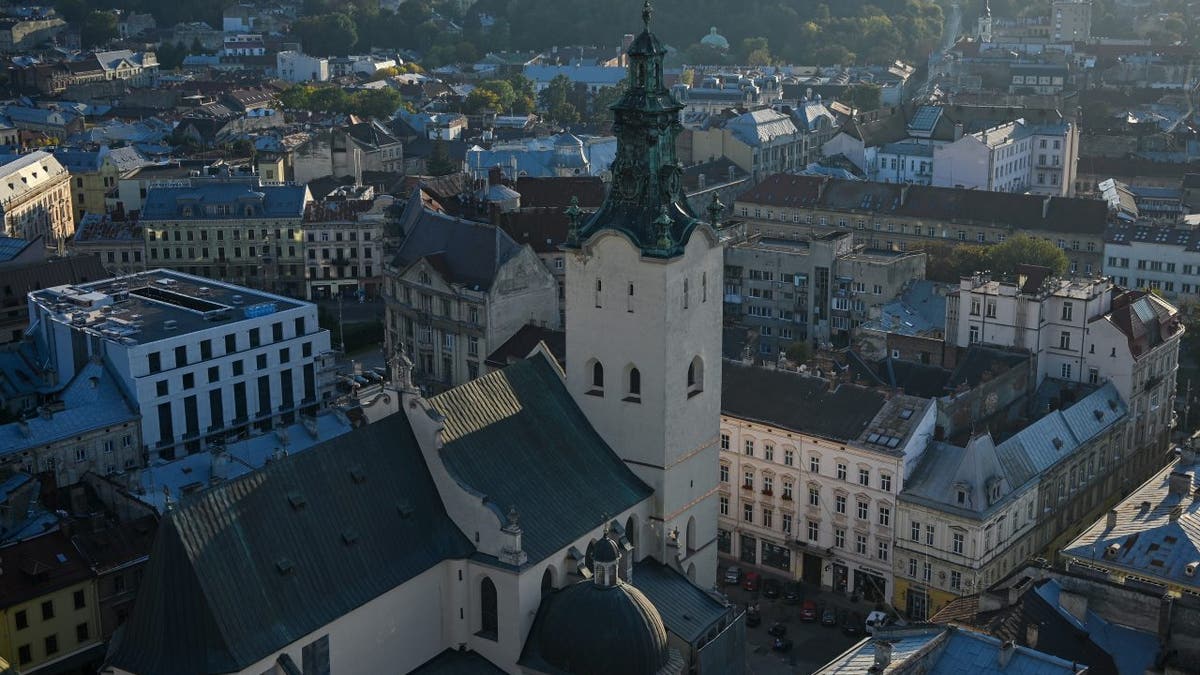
[429,353,653,564]
[631,559,733,643]
[103,413,475,675]
[817,625,1083,674]
[724,109,799,147]
[0,528,93,608]
[140,179,310,221]
[410,649,507,674]
[484,323,565,369]
[0,360,137,456]
[1101,290,1181,358]
[393,201,522,291]
[737,174,1109,236]
[721,360,887,443]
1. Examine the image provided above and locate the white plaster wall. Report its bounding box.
[932,136,990,190]
[565,228,723,587]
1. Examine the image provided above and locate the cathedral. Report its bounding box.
[102,3,744,674]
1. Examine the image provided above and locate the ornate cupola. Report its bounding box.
[571,0,704,258]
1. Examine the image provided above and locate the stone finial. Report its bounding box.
[706,191,724,228]
[506,505,520,528]
[642,0,653,28]
[565,195,582,245]
[654,206,674,250]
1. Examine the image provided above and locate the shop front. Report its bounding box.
[761,540,791,573]
[853,566,888,603]
[739,534,757,565]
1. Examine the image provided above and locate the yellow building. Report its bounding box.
[53,148,149,224]
[0,529,103,671]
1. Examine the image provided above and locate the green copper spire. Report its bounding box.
[571,0,704,258]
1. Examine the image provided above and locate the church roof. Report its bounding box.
[103,414,474,675]
[631,559,733,643]
[430,354,653,565]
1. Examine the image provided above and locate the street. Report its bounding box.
[718,564,876,674]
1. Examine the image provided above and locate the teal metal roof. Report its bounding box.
[103,414,474,675]
[431,354,653,565]
[631,560,732,643]
[410,649,508,674]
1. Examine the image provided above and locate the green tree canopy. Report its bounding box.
[845,83,882,112]
[985,234,1069,277]
[538,74,580,125]
[291,13,358,57]
[80,10,117,49]
[349,88,402,119]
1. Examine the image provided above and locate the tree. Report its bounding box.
[464,87,502,113]
[538,74,580,125]
[426,133,457,176]
[291,13,358,57]
[845,84,882,112]
[53,0,87,24]
[589,83,624,126]
[349,88,402,119]
[784,341,810,364]
[80,10,118,49]
[985,234,1069,277]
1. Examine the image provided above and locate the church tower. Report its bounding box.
[978,0,994,43]
[565,1,722,587]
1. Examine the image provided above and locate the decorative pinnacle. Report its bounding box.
[565,195,582,245]
[655,205,674,250]
[642,0,653,29]
[707,192,725,227]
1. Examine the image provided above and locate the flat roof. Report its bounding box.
[31,269,306,345]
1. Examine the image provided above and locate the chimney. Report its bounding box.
[488,165,503,187]
[1042,196,1052,219]
[1169,505,1184,522]
[998,640,1016,669]
[1168,471,1193,495]
[1106,509,1118,529]
[1025,623,1039,649]
[817,176,830,200]
[900,183,911,206]
[954,122,964,141]
[697,173,706,189]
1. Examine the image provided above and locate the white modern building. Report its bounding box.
[27,270,333,461]
[719,362,935,603]
[276,50,329,83]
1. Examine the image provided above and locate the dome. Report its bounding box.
[554,133,584,148]
[700,27,729,50]
[592,536,620,564]
[534,580,672,675]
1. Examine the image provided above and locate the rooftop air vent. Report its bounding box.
[397,502,414,519]
[1186,562,1198,577]
[1104,543,1120,559]
[275,558,295,575]
[341,530,359,546]
[163,319,178,331]
[231,294,244,305]
[287,491,307,510]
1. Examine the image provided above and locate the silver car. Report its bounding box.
[724,566,741,584]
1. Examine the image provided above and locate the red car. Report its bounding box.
[800,600,818,621]
[742,572,761,592]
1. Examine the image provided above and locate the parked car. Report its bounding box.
[772,637,794,652]
[865,610,891,635]
[821,607,838,626]
[746,606,761,627]
[800,600,818,621]
[742,572,761,592]
[724,566,742,585]
[763,579,782,599]
[768,622,787,637]
[842,611,863,637]
[783,582,803,604]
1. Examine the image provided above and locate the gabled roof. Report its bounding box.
[630,559,732,643]
[429,354,653,565]
[104,414,474,675]
[393,201,522,291]
[484,323,566,368]
[0,360,137,456]
[1100,290,1181,358]
[724,108,798,147]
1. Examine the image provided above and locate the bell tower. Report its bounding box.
[565,1,722,587]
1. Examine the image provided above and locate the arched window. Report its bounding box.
[591,361,604,390]
[687,356,704,397]
[702,272,708,302]
[540,567,555,597]
[683,278,690,309]
[480,577,498,640]
[594,279,602,308]
[627,367,641,401]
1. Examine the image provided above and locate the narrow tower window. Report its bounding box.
[595,279,602,308]
[683,278,690,309]
[702,272,707,302]
[626,366,641,403]
[627,283,635,312]
[590,361,605,394]
[687,356,704,397]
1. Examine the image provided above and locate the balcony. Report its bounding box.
[741,483,755,491]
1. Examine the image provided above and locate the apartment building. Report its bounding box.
[1104,221,1200,301]
[689,107,804,182]
[895,384,1128,619]
[1052,0,1092,42]
[71,214,145,275]
[139,177,313,297]
[385,199,558,391]
[946,269,1182,473]
[932,119,1078,197]
[720,361,936,603]
[0,151,73,248]
[26,270,333,460]
[53,147,150,223]
[733,174,1107,275]
[300,186,391,300]
[723,229,926,353]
